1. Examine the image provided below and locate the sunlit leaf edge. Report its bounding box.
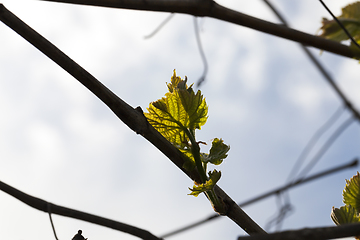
[331,205,360,225]
[188,170,221,197]
[145,70,208,149]
[201,138,230,165]
[319,2,360,44]
[343,171,360,212]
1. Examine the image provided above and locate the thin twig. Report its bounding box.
[193,17,208,87]
[36,0,360,59]
[47,203,59,240]
[145,14,209,87]
[243,158,358,207]
[286,106,344,183]
[0,180,162,240]
[0,4,265,235]
[144,13,174,39]
[264,192,293,232]
[159,158,358,238]
[263,0,360,123]
[295,117,355,181]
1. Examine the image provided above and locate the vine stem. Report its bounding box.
[184,128,225,214]
[186,128,208,183]
[0,4,263,233]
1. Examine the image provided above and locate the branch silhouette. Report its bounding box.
[144,13,175,39]
[47,203,60,240]
[237,222,360,240]
[193,17,208,87]
[1,1,358,238]
[0,4,265,235]
[0,180,161,240]
[160,158,358,238]
[37,0,360,59]
[263,0,360,123]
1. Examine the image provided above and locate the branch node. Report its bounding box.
[134,106,149,135]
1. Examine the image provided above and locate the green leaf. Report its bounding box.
[166,70,193,93]
[145,70,208,149]
[180,148,196,171]
[201,138,230,165]
[331,205,360,225]
[319,2,360,43]
[145,92,190,149]
[188,170,221,197]
[343,172,360,212]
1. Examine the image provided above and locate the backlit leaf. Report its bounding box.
[180,148,196,171]
[201,138,230,165]
[319,2,360,43]
[331,205,360,225]
[167,71,192,93]
[145,70,208,149]
[343,172,360,212]
[146,92,189,148]
[188,170,221,197]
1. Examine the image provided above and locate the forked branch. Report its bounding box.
[0,180,161,240]
[0,4,265,235]
[37,0,360,59]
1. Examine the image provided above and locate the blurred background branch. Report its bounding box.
[238,222,360,240]
[0,3,265,235]
[38,0,360,59]
[0,179,162,240]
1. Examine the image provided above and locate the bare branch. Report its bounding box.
[0,4,265,235]
[193,17,208,87]
[47,203,60,240]
[263,0,360,124]
[294,117,355,181]
[0,180,162,240]
[37,0,360,59]
[160,159,358,237]
[38,0,215,15]
[237,223,360,240]
[144,13,175,39]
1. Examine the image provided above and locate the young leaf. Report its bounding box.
[201,138,230,165]
[188,170,221,197]
[146,92,190,148]
[145,70,208,149]
[166,71,192,93]
[180,148,196,171]
[331,205,360,225]
[343,172,360,212]
[319,2,360,43]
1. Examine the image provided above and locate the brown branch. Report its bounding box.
[263,0,360,123]
[0,180,161,240]
[38,0,215,15]
[160,158,358,238]
[0,4,265,235]
[37,0,360,59]
[237,223,360,240]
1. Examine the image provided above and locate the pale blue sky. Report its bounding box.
[0,1,359,240]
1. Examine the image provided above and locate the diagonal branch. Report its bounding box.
[318,0,360,50]
[0,180,162,240]
[37,0,360,59]
[144,13,175,39]
[263,0,360,123]
[160,158,358,238]
[0,4,265,235]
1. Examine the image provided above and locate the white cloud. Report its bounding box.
[0,1,359,240]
